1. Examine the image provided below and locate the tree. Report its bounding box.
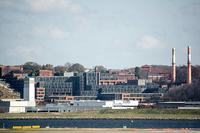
[68,63,85,72]
[94,65,107,73]
[64,62,72,71]
[23,62,42,76]
[175,65,200,84]
[192,65,200,82]
[42,64,53,70]
[165,79,200,101]
[176,66,187,83]
[54,66,66,75]
[135,67,140,79]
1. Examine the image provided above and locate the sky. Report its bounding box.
[0,0,200,69]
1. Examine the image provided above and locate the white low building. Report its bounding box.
[0,99,35,113]
[0,78,36,113]
[103,100,138,109]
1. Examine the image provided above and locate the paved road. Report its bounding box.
[1,129,200,133]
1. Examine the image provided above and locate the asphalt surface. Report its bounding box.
[1,129,200,133]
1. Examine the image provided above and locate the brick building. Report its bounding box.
[0,66,23,77]
[37,70,53,77]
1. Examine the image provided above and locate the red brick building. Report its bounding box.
[35,87,45,103]
[141,65,152,72]
[37,70,53,77]
[0,65,23,77]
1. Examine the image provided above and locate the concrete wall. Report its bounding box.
[9,106,25,113]
[0,100,35,113]
[23,78,35,101]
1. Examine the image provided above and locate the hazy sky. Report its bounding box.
[0,0,200,69]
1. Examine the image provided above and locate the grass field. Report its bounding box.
[0,109,200,120]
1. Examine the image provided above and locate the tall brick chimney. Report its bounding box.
[172,48,176,83]
[187,46,192,84]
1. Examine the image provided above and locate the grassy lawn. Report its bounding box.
[0,109,200,120]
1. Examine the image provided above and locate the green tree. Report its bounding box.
[135,67,140,79]
[54,66,66,75]
[42,64,53,70]
[23,62,42,76]
[68,63,85,72]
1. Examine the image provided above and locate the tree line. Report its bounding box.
[162,65,200,101]
[23,62,85,76]
[165,79,200,101]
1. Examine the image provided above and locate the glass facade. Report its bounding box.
[35,76,73,98]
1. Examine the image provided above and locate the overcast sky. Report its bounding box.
[0,0,200,69]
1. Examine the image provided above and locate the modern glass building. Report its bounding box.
[35,71,162,102]
[35,76,73,102]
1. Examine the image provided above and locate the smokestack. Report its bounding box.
[172,48,176,83]
[187,46,192,84]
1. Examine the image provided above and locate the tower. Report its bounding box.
[23,78,35,101]
[187,46,192,84]
[172,48,176,83]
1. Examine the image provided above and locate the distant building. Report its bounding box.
[97,82,146,101]
[100,79,126,85]
[103,100,138,109]
[24,78,35,102]
[0,99,35,113]
[34,72,160,102]
[156,102,200,109]
[63,72,74,77]
[12,73,26,79]
[35,87,45,103]
[100,72,135,85]
[122,93,163,102]
[147,73,163,81]
[35,76,73,102]
[108,69,121,74]
[78,72,100,97]
[117,72,135,80]
[37,70,53,77]
[35,72,100,102]
[47,95,75,103]
[0,65,23,77]
[99,84,145,94]
[0,77,36,113]
[139,65,171,81]
[27,100,106,112]
[150,66,171,80]
[127,79,146,86]
[141,65,152,72]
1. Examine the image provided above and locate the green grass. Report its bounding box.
[0,109,200,120]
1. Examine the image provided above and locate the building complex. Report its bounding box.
[0,46,196,113]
